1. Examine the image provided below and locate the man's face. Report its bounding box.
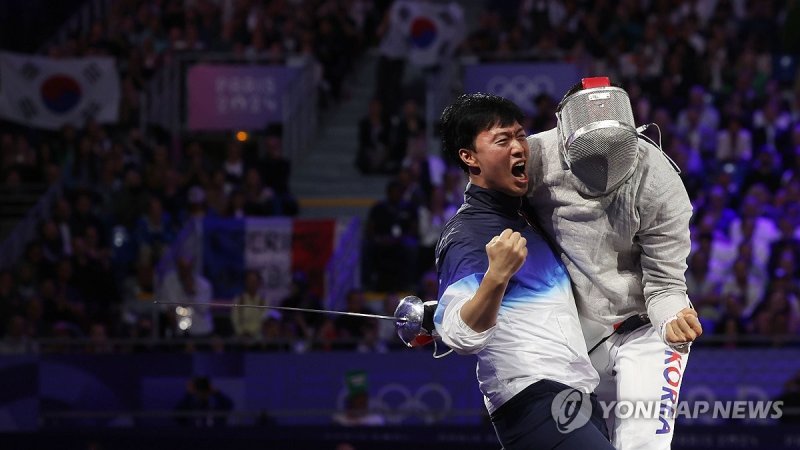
[461,121,529,196]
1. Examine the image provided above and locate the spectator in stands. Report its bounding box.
[742,148,783,195]
[43,261,85,337]
[175,376,234,428]
[777,370,800,424]
[70,191,105,239]
[260,127,298,216]
[356,319,388,353]
[144,144,171,193]
[64,136,99,190]
[529,93,558,133]
[388,98,426,174]
[442,166,467,210]
[728,196,780,277]
[716,114,753,168]
[693,185,738,241]
[72,226,117,323]
[374,5,407,117]
[231,270,267,341]
[686,249,722,333]
[182,141,211,189]
[21,242,49,286]
[186,185,209,223]
[716,311,744,339]
[402,133,447,204]
[416,269,439,307]
[768,217,800,279]
[160,168,187,222]
[13,259,37,302]
[749,286,800,345]
[51,198,74,258]
[332,370,385,426]
[313,316,341,352]
[86,322,113,354]
[362,179,419,292]
[160,257,213,339]
[335,289,374,347]
[314,13,359,107]
[722,256,766,320]
[417,187,458,277]
[135,196,176,265]
[204,169,229,216]
[242,167,279,216]
[225,189,246,219]
[396,166,427,210]
[377,293,402,349]
[112,168,149,229]
[356,98,391,175]
[280,271,323,343]
[678,85,721,132]
[0,315,37,354]
[676,106,717,165]
[255,311,290,352]
[121,261,156,331]
[1,133,37,182]
[752,99,793,159]
[40,220,67,265]
[780,129,800,184]
[223,140,246,194]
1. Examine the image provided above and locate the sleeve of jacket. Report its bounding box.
[636,144,694,347]
[433,237,497,354]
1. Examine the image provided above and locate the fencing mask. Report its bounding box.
[556,77,639,195]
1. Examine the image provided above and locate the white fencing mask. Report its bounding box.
[556,77,639,195]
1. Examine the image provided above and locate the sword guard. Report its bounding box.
[394,296,438,347]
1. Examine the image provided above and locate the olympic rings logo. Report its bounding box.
[337,383,453,425]
[486,75,557,110]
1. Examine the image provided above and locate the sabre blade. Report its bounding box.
[153,300,407,322]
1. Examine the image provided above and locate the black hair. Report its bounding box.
[439,93,525,173]
[556,81,585,112]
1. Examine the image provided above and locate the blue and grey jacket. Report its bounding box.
[433,183,598,413]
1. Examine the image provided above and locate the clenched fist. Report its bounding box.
[665,307,703,347]
[486,228,527,281]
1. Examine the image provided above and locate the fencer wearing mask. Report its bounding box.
[526,77,703,450]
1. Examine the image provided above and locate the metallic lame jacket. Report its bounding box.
[526,128,693,343]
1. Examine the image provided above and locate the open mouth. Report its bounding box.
[512,161,527,178]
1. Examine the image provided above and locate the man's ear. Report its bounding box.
[459,148,478,169]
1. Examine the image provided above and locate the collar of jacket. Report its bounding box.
[464,182,523,218]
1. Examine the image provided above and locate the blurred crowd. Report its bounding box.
[0,0,386,352]
[2,0,800,353]
[359,0,800,349]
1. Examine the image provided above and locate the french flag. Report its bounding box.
[202,217,336,304]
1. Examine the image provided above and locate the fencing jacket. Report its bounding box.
[433,183,598,413]
[526,128,693,345]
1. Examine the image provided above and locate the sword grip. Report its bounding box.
[422,301,437,334]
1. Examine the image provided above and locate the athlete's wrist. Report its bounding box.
[484,267,513,286]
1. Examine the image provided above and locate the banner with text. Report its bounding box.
[187,64,298,130]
